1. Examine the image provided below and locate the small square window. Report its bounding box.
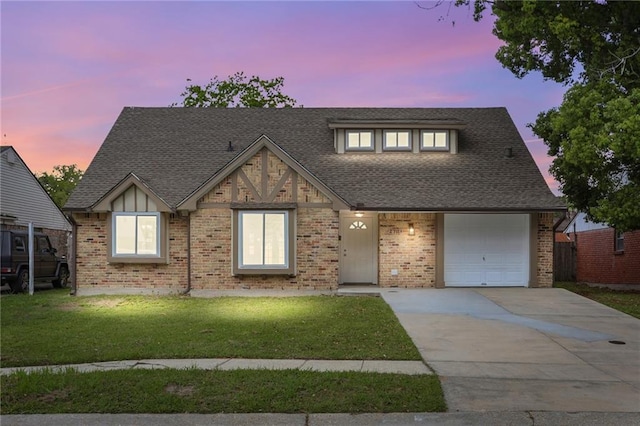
[112,212,160,257]
[384,130,411,150]
[346,130,374,150]
[421,130,449,151]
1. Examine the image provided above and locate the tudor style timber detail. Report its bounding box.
[198,148,333,208]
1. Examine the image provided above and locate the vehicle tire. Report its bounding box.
[52,266,69,288]
[10,269,28,294]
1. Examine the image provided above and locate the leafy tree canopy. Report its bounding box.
[37,164,84,209]
[450,0,640,230]
[172,72,298,108]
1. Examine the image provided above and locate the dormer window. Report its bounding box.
[383,130,411,151]
[421,130,449,151]
[346,130,374,151]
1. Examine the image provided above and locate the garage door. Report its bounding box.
[444,214,530,287]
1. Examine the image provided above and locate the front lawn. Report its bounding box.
[0,368,446,414]
[555,282,640,319]
[0,290,421,367]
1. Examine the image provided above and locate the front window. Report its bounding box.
[384,130,411,150]
[239,211,288,268]
[346,130,374,150]
[112,212,160,257]
[234,209,295,275]
[421,130,449,151]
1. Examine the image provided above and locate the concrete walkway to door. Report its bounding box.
[376,287,640,412]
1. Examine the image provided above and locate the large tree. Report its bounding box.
[173,72,297,108]
[449,0,640,230]
[37,164,84,209]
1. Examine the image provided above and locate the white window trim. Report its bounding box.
[383,130,412,151]
[111,212,161,258]
[345,130,374,151]
[421,130,450,151]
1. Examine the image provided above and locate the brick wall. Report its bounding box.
[190,148,339,290]
[191,207,338,290]
[535,212,554,288]
[575,229,640,285]
[73,213,188,292]
[378,213,436,288]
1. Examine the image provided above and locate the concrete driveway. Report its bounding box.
[381,288,640,412]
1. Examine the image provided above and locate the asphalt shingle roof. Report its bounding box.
[66,107,564,211]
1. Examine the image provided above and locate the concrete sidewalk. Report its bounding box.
[0,358,430,376]
[3,412,640,426]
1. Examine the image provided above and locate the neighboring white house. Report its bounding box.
[0,146,72,255]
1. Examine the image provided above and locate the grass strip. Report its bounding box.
[555,282,640,319]
[1,368,446,414]
[1,290,420,367]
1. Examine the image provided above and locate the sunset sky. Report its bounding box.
[2,1,566,192]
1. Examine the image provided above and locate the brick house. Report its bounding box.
[65,107,564,295]
[565,213,640,286]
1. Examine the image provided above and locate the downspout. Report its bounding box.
[181,211,191,295]
[68,214,78,296]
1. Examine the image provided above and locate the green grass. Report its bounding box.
[0,290,421,367]
[555,282,640,319]
[0,368,446,414]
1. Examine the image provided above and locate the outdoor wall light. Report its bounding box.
[355,211,364,218]
[408,223,415,236]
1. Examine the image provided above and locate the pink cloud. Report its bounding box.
[2,0,561,195]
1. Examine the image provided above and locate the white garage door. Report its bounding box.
[444,214,530,287]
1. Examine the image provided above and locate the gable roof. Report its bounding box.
[65,107,565,212]
[0,146,72,231]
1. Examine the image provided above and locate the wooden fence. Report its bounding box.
[554,242,576,282]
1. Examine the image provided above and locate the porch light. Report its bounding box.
[355,211,364,218]
[408,223,415,236]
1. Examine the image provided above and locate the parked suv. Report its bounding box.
[0,230,69,293]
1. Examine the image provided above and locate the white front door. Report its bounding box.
[444,214,530,287]
[340,214,377,284]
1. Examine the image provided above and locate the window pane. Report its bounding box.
[398,131,410,147]
[386,132,397,147]
[434,132,447,147]
[115,215,136,254]
[137,216,158,254]
[264,213,286,265]
[360,132,372,148]
[422,131,434,148]
[242,213,264,265]
[347,132,360,148]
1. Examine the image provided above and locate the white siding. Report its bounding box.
[0,147,71,231]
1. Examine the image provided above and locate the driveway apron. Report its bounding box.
[381,288,640,412]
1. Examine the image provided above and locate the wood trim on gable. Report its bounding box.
[91,173,172,212]
[179,135,350,211]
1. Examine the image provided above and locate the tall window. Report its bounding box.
[615,229,625,252]
[384,130,411,150]
[346,130,374,150]
[239,211,288,268]
[421,130,449,151]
